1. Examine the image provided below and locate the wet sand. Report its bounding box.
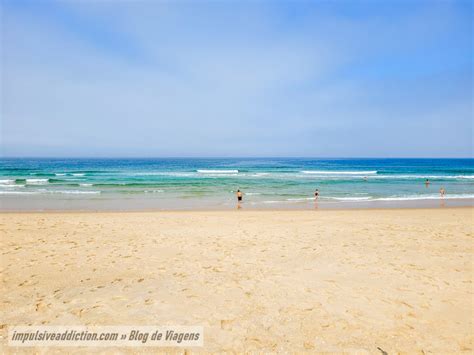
[1,193,473,211]
[1,208,473,353]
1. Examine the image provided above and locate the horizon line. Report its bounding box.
[1,156,473,160]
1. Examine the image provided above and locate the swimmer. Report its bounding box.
[314,189,320,200]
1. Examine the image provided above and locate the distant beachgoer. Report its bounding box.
[236,189,243,202]
[425,179,430,187]
[439,187,445,197]
[314,189,319,200]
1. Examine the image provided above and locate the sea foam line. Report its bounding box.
[301,170,377,175]
[0,179,15,185]
[374,194,474,201]
[328,194,474,202]
[366,175,474,179]
[197,169,239,174]
[26,179,49,184]
[0,191,39,195]
[330,197,372,201]
[0,190,100,195]
[257,193,474,204]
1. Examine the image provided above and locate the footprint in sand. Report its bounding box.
[220,319,234,330]
[35,301,49,312]
[71,308,85,317]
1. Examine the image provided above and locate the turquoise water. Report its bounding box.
[1,158,473,209]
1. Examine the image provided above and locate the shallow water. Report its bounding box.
[1,158,473,210]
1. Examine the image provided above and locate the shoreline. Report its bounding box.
[1,197,472,212]
[1,204,473,214]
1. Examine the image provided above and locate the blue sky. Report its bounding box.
[1,0,472,157]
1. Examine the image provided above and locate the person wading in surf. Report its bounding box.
[439,187,446,197]
[236,190,243,202]
[314,189,320,200]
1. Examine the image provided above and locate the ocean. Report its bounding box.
[1,158,473,210]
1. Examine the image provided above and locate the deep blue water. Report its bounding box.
[1,158,473,207]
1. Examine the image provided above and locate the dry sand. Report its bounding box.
[1,208,473,353]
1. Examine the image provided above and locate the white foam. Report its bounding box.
[0,189,100,195]
[162,172,194,177]
[245,192,262,195]
[72,173,85,176]
[26,179,48,184]
[197,169,239,174]
[144,189,164,193]
[258,194,474,204]
[331,197,372,201]
[130,172,194,177]
[56,173,66,176]
[39,190,100,195]
[0,179,15,185]
[0,191,39,195]
[375,194,474,201]
[52,190,100,194]
[301,170,377,175]
[0,184,24,189]
[367,175,474,179]
[80,183,93,187]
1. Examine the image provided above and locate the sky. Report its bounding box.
[1,0,472,158]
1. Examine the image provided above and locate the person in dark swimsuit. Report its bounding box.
[237,190,243,202]
[314,189,319,200]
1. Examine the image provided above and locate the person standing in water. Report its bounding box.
[439,187,446,197]
[314,189,320,200]
[236,189,243,202]
[425,179,430,187]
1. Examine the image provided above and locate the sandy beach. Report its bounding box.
[1,208,473,353]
